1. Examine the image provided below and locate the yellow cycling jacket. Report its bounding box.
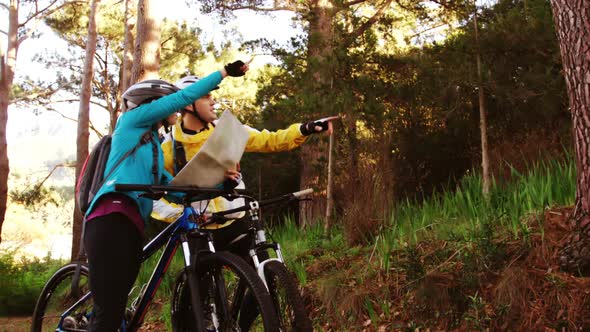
[151,118,307,228]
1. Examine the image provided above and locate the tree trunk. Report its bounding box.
[550,0,590,275]
[130,0,160,84]
[115,0,136,130]
[299,0,334,228]
[0,0,19,245]
[71,0,99,260]
[324,132,334,231]
[473,4,490,197]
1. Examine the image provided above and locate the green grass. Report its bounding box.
[374,154,576,272]
[269,154,576,281]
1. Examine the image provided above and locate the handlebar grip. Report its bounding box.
[292,188,313,198]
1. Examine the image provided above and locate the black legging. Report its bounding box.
[84,213,142,332]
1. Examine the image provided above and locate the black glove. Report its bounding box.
[300,119,330,136]
[224,60,246,77]
[222,172,242,191]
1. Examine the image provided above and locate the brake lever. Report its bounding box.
[223,192,240,201]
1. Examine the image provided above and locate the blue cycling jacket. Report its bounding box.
[85,71,224,222]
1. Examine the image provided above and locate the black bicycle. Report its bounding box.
[171,189,314,332]
[31,184,279,332]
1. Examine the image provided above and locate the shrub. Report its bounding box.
[0,249,64,316]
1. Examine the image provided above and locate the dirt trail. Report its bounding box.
[0,316,31,332]
[0,316,166,331]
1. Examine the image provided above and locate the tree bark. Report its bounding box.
[0,0,19,245]
[550,0,590,274]
[115,0,136,130]
[299,0,334,228]
[71,0,100,260]
[473,4,490,197]
[130,0,160,84]
[325,132,334,231]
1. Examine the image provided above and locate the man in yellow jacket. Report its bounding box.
[151,75,332,251]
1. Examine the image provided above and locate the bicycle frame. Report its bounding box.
[57,205,208,332]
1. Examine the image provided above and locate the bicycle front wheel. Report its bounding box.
[239,260,311,332]
[171,251,279,331]
[31,263,92,332]
[263,261,312,332]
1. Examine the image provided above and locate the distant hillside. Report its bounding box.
[7,107,108,185]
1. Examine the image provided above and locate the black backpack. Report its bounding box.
[75,129,156,213]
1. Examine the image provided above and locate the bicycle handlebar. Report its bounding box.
[210,188,314,219]
[115,184,248,201]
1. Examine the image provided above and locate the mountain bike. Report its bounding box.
[31,184,280,332]
[171,189,314,332]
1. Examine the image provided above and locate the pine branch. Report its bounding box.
[20,0,84,28]
[9,86,59,104]
[45,106,104,137]
[342,0,368,7]
[217,2,296,12]
[345,0,394,47]
[18,1,86,44]
[33,162,77,192]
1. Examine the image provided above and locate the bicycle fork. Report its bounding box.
[181,233,211,332]
[184,231,232,332]
[247,201,285,289]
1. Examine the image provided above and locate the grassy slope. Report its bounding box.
[276,154,590,331]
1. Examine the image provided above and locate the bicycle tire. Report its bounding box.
[241,261,312,332]
[31,263,92,332]
[171,251,280,331]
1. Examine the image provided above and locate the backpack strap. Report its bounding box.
[173,136,188,176]
[150,132,159,185]
[99,129,154,189]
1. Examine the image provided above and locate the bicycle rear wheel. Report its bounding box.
[171,251,279,331]
[31,263,92,332]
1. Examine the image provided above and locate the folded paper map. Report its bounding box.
[170,110,249,187]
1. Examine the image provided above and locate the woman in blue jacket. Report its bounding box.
[83,61,248,332]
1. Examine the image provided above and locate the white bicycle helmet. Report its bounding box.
[122,79,180,111]
[175,75,219,90]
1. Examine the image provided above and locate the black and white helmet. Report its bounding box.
[122,79,180,111]
[175,75,219,90]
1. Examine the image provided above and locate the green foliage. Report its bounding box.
[8,169,72,209]
[159,20,206,80]
[376,151,575,266]
[0,250,65,316]
[245,0,569,222]
[9,185,59,208]
[41,0,247,125]
[464,292,492,330]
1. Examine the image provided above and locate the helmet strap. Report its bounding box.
[184,102,210,130]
